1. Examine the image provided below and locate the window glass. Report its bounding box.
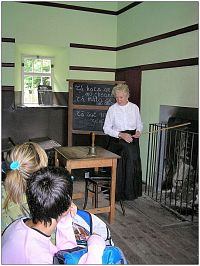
[34,59,42,73]
[24,58,33,73]
[43,59,51,73]
[22,56,53,104]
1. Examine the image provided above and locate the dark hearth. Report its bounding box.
[145,105,198,221]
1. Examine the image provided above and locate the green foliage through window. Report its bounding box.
[22,56,53,104]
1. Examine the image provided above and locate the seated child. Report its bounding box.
[2,142,113,247]
[2,167,106,264]
[2,142,48,232]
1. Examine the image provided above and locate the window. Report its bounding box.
[22,56,54,104]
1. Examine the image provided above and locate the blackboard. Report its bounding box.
[67,80,125,146]
[73,109,107,131]
[73,82,115,106]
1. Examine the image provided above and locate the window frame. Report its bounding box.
[21,55,54,104]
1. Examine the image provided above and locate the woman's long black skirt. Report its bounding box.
[107,130,142,201]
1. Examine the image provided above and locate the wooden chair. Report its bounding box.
[83,133,125,215]
[83,175,111,209]
[83,170,126,215]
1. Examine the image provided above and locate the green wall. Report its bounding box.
[1,1,117,91]
[57,1,119,11]
[2,1,198,180]
[140,66,198,176]
[116,1,198,178]
[14,44,68,92]
[117,1,198,45]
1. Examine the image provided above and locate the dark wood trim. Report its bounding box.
[117,24,199,51]
[2,86,15,91]
[19,1,142,15]
[70,43,116,51]
[2,38,15,43]
[2,63,15,67]
[141,58,198,71]
[67,79,124,84]
[116,2,143,15]
[70,24,198,52]
[70,58,198,73]
[69,66,115,72]
[19,1,116,15]
[117,58,198,71]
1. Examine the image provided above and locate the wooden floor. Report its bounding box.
[73,179,198,265]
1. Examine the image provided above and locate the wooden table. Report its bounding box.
[54,146,120,224]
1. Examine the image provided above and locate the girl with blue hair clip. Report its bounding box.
[2,142,48,232]
[2,142,115,250]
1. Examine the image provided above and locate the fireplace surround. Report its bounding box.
[145,105,198,221]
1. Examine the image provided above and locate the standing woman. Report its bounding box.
[103,83,143,201]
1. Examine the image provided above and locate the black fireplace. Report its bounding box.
[145,105,198,222]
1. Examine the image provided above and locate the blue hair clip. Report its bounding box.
[10,161,20,170]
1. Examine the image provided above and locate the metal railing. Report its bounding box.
[145,123,198,222]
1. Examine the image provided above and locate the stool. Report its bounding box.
[83,173,126,216]
[83,176,111,209]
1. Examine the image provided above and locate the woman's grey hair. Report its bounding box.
[112,83,130,98]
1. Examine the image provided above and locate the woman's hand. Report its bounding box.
[132,131,141,138]
[119,132,133,143]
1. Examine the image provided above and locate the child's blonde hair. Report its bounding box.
[3,142,48,210]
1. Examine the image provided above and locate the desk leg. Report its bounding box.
[65,160,72,175]
[109,159,117,224]
[66,164,85,201]
[55,151,59,167]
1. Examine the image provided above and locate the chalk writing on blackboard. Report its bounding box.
[73,109,107,131]
[73,82,115,106]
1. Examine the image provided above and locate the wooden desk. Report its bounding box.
[54,146,120,224]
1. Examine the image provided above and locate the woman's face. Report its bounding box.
[115,91,129,106]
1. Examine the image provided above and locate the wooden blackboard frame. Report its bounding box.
[67,79,125,146]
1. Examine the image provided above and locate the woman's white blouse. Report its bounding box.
[103,101,143,138]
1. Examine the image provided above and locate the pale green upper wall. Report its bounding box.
[117,1,132,10]
[116,1,198,68]
[1,68,15,87]
[55,1,132,11]
[1,43,15,62]
[1,2,117,46]
[67,70,115,81]
[117,30,198,68]
[1,1,117,91]
[141,66,199,131]
[2,1,198,96]
[115,1,199,180]
[2,1,198,180]
[69,47,116,81]
[117,1,198,46]
[55,1,119,11]
[140,66,199,179]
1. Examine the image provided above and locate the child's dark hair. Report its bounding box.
[26,167,73,226]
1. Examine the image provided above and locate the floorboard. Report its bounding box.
[73,179,198,264]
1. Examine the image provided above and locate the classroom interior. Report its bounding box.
[1,1,199,264]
